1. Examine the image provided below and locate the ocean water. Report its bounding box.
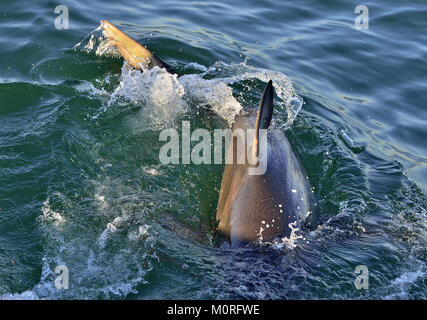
[0,0,426,299]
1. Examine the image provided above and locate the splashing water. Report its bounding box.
[205,61,303,129]
[258,221,304,250]
[73,25,121,58]
[73,24,303,130]
[109,64,187,130]
[5,24,306,300]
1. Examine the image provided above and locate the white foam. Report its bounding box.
[178,74,242,126]
[390,268,424,287]
[266,221,304,250]
[74,24,303,130]
[202,61,303,129]
[40,199,66,228]
[127,225,150,242]
[73,25,120,58]
[384,267,425,299]
[184,62,208,72]
[106,61,302,130]
[109,64,187,130]
[142,167,162,176]
[0,290,39,300]
[98,215,131,249]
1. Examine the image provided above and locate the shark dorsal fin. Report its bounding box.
[253,80,274,159]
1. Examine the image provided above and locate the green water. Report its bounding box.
[0,0,426,299]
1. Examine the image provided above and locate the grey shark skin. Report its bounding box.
[216,81,313,248]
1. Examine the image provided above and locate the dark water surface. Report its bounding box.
[0,0,426,299]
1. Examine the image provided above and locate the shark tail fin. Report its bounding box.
[100,20,175,74]
[253,80,274,158]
